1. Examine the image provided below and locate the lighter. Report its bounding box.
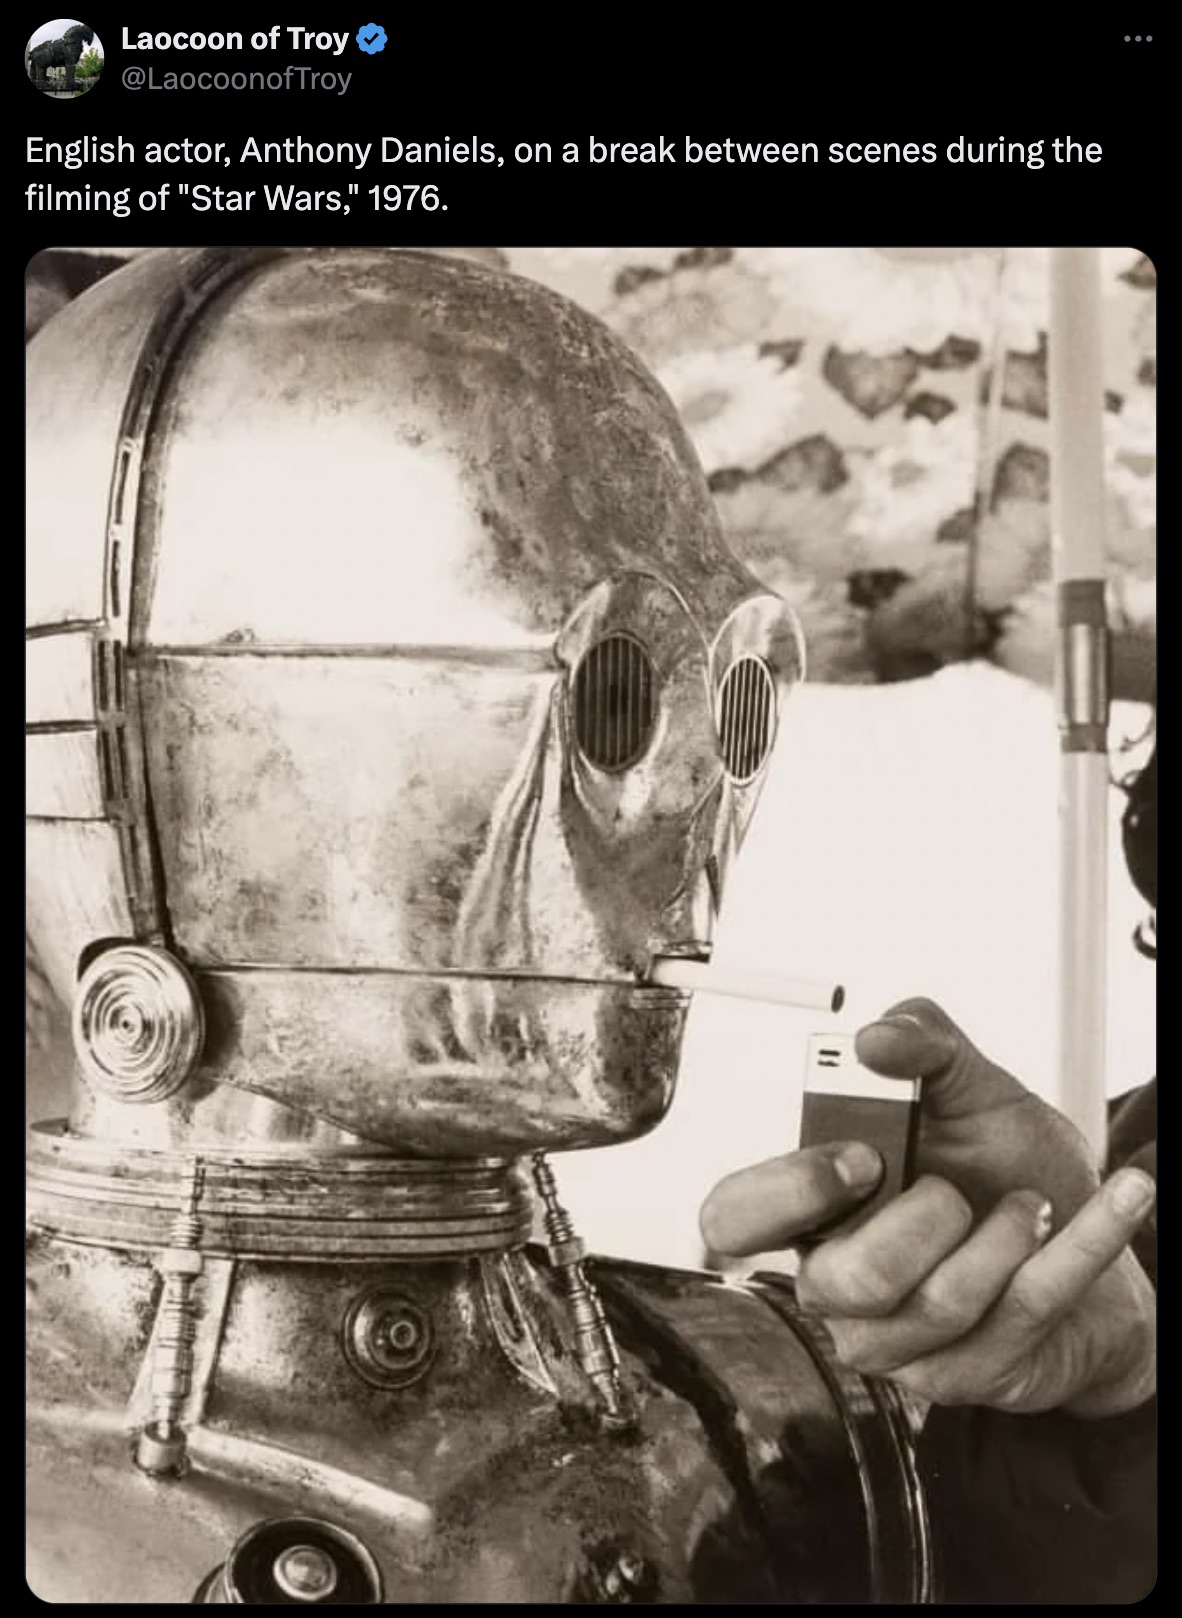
[799,1033,922,1239]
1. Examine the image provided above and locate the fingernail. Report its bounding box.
[858,1016,955,1066]
[1111,1169,1156,1218]
[833,1142,882,1189]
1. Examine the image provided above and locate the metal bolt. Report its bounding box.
[272,1544,339,1601]
[617,1552,646,1586]
[387,1317,418,1351]
[342,1288,435,1390]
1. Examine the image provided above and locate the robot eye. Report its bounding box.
[572,634,657,771]
[717,656,777,784]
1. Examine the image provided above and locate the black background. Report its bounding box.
[19,12,1165,254]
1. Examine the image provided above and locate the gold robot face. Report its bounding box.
[26,248,804,1154]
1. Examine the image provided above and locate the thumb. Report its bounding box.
[854,997,1030,1119]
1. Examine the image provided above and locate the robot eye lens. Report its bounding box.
[717,656,776,784]
[573,635,657,771]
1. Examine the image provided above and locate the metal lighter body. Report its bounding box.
[800,1034,922,1237]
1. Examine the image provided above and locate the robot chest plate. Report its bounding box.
[27,1237,930,1603]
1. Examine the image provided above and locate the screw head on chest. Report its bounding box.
[272,1543,339,1601]
[341,1287,436,1390]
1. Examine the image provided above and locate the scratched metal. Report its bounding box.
[26,246,803,1158]
[26,248,927,1605]
[27,1232,928,1602]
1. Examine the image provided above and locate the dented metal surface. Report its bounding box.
[27,1231,928,1602]
[27,245,804,1158]
[27,248,930,1602]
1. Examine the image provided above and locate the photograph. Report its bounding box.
[26,244,1156,1603]
[25,19,103,96]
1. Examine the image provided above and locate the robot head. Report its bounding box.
[26,248,803,1156]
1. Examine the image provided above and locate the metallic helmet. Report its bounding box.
[26,247,804,1159]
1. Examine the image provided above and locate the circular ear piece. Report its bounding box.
[71,944,205,1103]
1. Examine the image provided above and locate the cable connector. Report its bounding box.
[531,1153,631,1428]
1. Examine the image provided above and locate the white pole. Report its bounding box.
[1048,248,1109,1161]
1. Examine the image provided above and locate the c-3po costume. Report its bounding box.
[26,248,932,1603]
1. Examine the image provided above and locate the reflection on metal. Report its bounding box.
[26,1125,534,1257]
[272,1544,339,1601]
[717,655,776,784]
[531,1153,629,1427]
[479,1251,562,1399]
[341,1288,436,1391]
[25,626,95,725]
[27,248,932,1603]
[1056,581,1110,753]
[25,727,107,819]
[195,1516,384,1605]
[135,1158,205,1476]
[28,1232,933,1602]
[572,633,657,771]
[72,943,205,1103]
[567,1542,660,1603]
[27,237,806,1145]
[181,1426,435,1537]
[105,251,268,938]
[749,1270,934,1605]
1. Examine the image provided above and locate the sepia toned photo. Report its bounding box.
[26,246,1156,1602]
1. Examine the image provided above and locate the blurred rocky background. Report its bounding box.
[26,245,1156,700]
[27,249,1156,1244]
[500,246,1154,701]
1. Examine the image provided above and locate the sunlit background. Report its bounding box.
[25,247,1156,1268]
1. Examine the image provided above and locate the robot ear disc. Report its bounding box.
[71,943,205,1104]
[77,937,128,978]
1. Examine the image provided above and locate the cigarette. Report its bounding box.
[649,958,845,1013]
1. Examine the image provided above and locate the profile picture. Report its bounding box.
[25,20,102,96]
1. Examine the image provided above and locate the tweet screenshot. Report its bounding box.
[25,15,1158,1608]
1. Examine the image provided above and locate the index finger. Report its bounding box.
[700,1141,883,1257]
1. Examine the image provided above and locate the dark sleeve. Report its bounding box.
[919,1395,1156,1602]
[918,1081,1157,1603]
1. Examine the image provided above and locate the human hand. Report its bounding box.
[700,999,1156,1419]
